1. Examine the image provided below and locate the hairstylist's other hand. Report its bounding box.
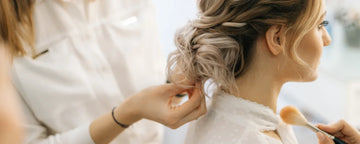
[114,83,206,129]
[317,120,360,144]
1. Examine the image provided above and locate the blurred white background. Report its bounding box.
[153,0,360,144]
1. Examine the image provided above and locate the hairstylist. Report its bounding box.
[12,0,206,144]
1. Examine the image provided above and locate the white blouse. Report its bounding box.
[185,91,299,144]
[12,0,165,144]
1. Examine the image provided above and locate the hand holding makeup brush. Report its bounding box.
[280,106,347,144]
[317,120,360,144]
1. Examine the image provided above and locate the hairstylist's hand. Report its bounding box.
[114,83,206,129]
[317,120,360,144]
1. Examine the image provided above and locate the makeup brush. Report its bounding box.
[280,106,347,144]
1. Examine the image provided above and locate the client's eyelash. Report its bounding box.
[318,20,329,29]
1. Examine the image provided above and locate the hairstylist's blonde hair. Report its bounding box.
[167,0,323,92]
[0,0,35,57]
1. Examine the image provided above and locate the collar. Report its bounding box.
[211,90,281,132]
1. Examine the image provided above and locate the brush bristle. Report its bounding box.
[280,106,308,126]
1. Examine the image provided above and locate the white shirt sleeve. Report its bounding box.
[20,98,95,144]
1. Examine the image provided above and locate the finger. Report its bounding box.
[178,91,206,123]
[338,119,360,137]
[317,124,345,138]
[317,124,335,134]
[168,93,206,129]
[170,85,203,119]
[333,132,345,138]
[317,120,345,134]
[186,82,201,99]
[161,83,194,98]
[317,132,335,144]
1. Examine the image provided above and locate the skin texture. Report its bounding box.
[90,83,206,144]
[231,0,331,140]
[0,43,24,144]
[317,120,360,144]
[284,11,331,82]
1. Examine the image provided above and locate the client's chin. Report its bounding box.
[298,71,319,82]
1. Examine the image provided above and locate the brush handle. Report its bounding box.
[333,137,347,144]
[305,123,334,139]
[305,123,347,144]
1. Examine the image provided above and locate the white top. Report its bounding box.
[185,91,299,144]
[12,0,165,144]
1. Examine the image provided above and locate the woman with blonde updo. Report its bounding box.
[168,0,331,143]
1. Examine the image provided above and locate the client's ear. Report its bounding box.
[265,25,286,55]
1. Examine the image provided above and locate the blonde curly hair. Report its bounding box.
[167,0,323,93]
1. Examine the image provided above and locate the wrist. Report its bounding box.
[114,99,142,125]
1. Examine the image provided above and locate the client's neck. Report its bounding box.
[231,68,284,113]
